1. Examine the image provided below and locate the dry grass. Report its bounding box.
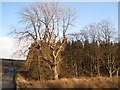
[16,75,119,89]
[16,74,33,88]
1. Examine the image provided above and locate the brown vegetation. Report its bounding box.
[16,74,119,89]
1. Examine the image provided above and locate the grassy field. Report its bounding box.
[16,74,119,89]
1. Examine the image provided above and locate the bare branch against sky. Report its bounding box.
[0,1,118,59]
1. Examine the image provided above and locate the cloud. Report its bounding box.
[0,36,25,60]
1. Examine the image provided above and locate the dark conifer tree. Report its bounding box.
[83,40,91,76]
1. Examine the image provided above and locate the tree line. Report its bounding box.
[61,39,119,78]
[20,34,119,81]
[20,20,119,80]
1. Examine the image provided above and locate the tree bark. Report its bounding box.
[97,66,101,76]
[75,63,79,77]
[38,56,41,80]
[53,64,59,80]
[109,69,112,78]
[96,61,101,76]
[116,67,119,77]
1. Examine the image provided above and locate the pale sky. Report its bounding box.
[0,1,118,59]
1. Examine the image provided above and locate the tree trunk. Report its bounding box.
[116,67,119,77]
[97,65,101,76]
[90,62,93,77]
[75,63,79,77]
[53,64,59,80]
[38,56,41,80]
[97,67,101,76]
[52,56,59,80]
[109,69,113,78]
[117,70,118,77]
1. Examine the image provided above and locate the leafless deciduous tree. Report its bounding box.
[97,20,118,78]
[69,20,118,77]
[10,2,76,80]
[84,20,118,77]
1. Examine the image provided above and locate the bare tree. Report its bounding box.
[10,2,76,80]
[78,20,118,77]
[97,20,118,77]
